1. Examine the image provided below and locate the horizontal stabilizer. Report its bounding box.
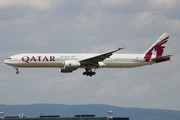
[151,55,173,63]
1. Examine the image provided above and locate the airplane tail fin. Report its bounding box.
[144,32,170,62]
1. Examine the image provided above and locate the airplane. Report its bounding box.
[4,32,172,77]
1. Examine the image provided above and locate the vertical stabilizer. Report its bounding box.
[144,33,170,62]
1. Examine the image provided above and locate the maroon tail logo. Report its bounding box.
[144,36,169,62]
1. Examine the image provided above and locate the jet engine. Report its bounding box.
[60,60,81,73]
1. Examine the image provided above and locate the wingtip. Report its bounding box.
[118,48,124,50]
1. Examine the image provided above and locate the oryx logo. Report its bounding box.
[144,36,169,62]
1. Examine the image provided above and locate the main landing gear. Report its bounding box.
[83,68,96,77]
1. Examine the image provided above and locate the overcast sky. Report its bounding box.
[0,0,180,111]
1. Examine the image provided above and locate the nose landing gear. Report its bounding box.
[14,68,19,74]
[83,68,96,77]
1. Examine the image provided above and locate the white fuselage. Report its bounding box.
[4,53,155,69]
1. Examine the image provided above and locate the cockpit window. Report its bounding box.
[7,58,11,59]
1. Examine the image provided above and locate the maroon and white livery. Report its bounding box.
[4,33,172,77]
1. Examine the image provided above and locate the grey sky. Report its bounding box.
[0,0,180,110]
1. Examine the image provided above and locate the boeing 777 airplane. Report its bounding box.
[4,33,172,77]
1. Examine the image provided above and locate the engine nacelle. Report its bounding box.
[60,60,81,73]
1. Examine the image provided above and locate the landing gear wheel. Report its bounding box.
[15,68,19,74]
[83,68,96,77]
[16,71,19,74]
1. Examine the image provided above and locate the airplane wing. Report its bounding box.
[80,48,123,67]
[151,55,173,63]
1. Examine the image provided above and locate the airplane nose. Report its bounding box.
[4,59,9,64]
[4,59,11,65]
